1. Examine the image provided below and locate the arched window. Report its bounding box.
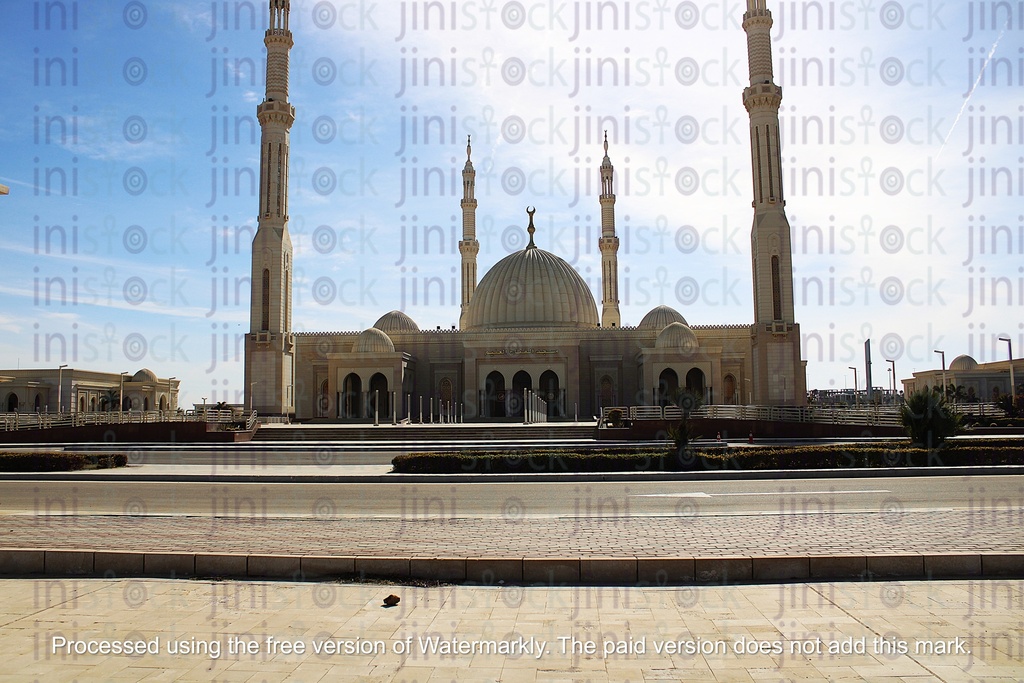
[771,255,782,321]
[261,268,271,330]
[79,397,85,413]
[284,268,290,331]
[34,394,42,412]
[6,393,17,413]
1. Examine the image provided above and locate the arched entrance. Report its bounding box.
[510,370,532,418]
[599,375,614,410]
[369,373,389,418]
[342,373,362,418]
[34,394,42,412]
[540,370,560,418]
[439,378,454,420]
[484,371,505,418]
[159,396,166,411]
[6,393,17,413]
[79,397,85,412]
[685,368,706,399]
[143,397,150,411]
[318,379,330,418]
[657,369,678,407]
[723,374,736,405]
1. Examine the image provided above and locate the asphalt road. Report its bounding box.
[2,475,1019,521]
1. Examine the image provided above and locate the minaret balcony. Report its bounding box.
[258,100,295,116]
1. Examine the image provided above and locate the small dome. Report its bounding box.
[132,368,158,382]
[463,247,598,330]
[655,322,699,353]
[353,328,395,354]
[639,305,688,329]
[374,310,419,333]
[949,354,979,372]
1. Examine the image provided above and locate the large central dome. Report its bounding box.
[463,215,598,330]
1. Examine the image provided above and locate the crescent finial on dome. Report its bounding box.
[526,206,537,249]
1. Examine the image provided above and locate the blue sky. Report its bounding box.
[1,0,1022,406]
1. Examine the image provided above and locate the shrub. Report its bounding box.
[0,452,127,472]
[900,388,962,447]
[391,441,1023,473]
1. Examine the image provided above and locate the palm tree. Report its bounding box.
[100,389,119,412]
[669,388,704,461]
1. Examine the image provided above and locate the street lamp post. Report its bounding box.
[848,366,858,406]
[167,377,176,414]
[119,371,130,423]
[934,350,946,401]
[999,337,1015,407]
[57,364,68,416]
[886,359,896,402]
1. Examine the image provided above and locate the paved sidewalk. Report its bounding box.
[2,509,1022,585]
[2,509,1021,558]
[1,578,1020,681]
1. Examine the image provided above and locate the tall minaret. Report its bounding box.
[458,136,479,329]
[743,0,794,325]
[245,0,295,416]
[742,0,804,406]
[598,133,621,328]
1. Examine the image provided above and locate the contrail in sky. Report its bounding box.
[937,28,1006,160]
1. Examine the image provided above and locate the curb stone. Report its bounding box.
[2,549,1020,584]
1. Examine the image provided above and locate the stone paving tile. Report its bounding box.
[1,578,1020,681]
[1,510,1022,559]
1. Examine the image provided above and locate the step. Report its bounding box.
[252,424,598,442]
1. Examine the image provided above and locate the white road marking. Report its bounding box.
[631,490,890,498]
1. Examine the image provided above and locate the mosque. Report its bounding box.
[244,0,807,420]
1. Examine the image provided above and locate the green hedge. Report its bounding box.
[392,443,1024,474]
[0,452,128,472]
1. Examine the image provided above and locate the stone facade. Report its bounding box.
[0,368,178,414]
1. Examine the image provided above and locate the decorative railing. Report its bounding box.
[0,409,252,432]
[600,404,904,427]
[950,402,1005,418]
